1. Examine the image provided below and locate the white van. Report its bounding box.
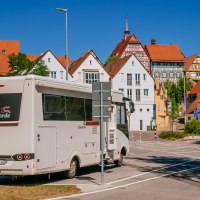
[0,75,129,178]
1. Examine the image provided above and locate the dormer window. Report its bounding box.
[1,50,6,54]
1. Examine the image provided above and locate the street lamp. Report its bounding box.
[56,8,68,80]
[183,70,186,123]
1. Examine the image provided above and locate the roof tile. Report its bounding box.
[145,44,185,62]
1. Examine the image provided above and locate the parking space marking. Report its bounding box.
[45,166,200,200]
[108,159,195,184]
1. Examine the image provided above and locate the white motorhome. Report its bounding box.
[0,75,129,178]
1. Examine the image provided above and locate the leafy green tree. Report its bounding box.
[168,98,180,132]
[164,80,171,96]
[29,60,50,76]
[105,55,119,65]
[177,78,193,103]
[8,52,49,76]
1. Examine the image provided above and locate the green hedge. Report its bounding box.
[184,119,200,134]
[159,131,187,141]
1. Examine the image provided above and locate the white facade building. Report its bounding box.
[104,54,154,131]
[28,50,72,81]
[69,50,109,84]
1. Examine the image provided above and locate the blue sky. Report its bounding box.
[0,0,200,63]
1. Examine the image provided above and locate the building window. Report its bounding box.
[144,89,149,96]
[162,72,167,78]
[48,58,51,63]
[147,108,149,112]
[154,72,160,77]
[121,73,124,82]
[132,61,134,66]
[89,60,92,65]
[177,73,181,78]
[127,89,132,100]
[127,74,132,86]
[143,74,146,80]
[60,71,63,79]
[140,108,142,112]
[135,74,140,85]
[136,89,141,101]
[1,50,6,54]
[169,72,174,78]
[51,71,57,79]
[84,71,100,84]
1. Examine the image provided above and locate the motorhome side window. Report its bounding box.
[116,103,128,139]
[116,104,126,125]
[42,94,92,121]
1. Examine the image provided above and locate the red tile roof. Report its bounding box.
[0,40,20,75]
[104,55,132,78]
[188,80,200,94]
[186,95,200,114]
[145,44,185,62]
[185,54,200,71]
[27,55,40,62]
[111,34,140,58]
[68,50,103,75]
[56,56,73,68]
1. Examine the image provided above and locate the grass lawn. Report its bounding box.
[0,185,81,200]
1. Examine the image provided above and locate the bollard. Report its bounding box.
[154,129,157,143]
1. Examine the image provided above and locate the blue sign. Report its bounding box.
[153,104,156,111]
[194,109,198,119]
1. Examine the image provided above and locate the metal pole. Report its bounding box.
[56,8,68,80]
[65,10,68,80]
[100,82,104,185]
[184,71,186,123]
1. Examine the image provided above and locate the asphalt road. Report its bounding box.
[1,133,200,200]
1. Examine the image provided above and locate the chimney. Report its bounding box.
[151,38,156,45]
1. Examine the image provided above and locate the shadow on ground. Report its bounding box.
[0,164,116,186]
[126,156,200,183]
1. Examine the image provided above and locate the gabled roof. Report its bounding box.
[185,54,200,71]
[188,80,200,94]
[27,50,72,69]
[104,55,132,78]
[68,50,103,75]
[145,44,185,62]
[110,34,140,58]
[186,95,200,114]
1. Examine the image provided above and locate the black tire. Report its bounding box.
[64,159,78,179]
[115,154,123,167]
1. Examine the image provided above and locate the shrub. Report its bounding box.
[184,119,200,134]
[159,131,187,141]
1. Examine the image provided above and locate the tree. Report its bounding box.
[105,55,119,65]
[29,60,50,76]
[177,77,193,103]
[168,98,180,132]
[8,52,50,76]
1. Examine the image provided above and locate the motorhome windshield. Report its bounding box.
[0,93,22,121]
